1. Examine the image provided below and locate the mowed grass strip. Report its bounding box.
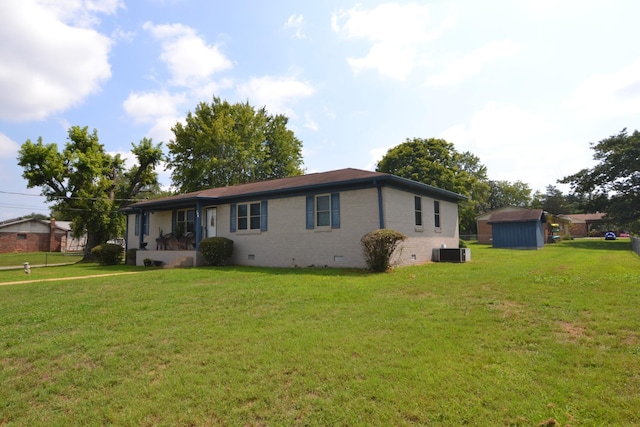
[0,239,639,425]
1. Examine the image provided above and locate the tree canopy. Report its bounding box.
[166,97,304,193]
[560,128,640,233]
[487,180,532,211]
[18,126,164,258]
[376,137,490,235]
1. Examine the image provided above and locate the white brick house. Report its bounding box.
[122,168,466,268]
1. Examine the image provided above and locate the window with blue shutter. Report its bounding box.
[261,200,268,231]
[134,213,140,236]
[331,193,340,229]
[230,204,236,232]
[232,201,268,232]
[306,193,340,229]
[306,196,314,229]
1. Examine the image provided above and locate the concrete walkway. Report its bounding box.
[0,271,141,287]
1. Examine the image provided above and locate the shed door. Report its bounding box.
[206,208,217,238]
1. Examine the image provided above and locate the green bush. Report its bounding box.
[459,239,468,248]
[91,243,124,265]
[361,229,407,272]
[199,237,234,266]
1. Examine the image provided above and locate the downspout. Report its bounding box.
[375,180,385,229]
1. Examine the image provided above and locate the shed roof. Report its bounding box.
[123,168,467,212]
[487,209,545,224]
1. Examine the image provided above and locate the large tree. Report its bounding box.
[530,185,572,214]
[167,97,304,192]
[486,180,532,211]
[560,128,640,233]
[18,126,164,259]
[376,137,490,235]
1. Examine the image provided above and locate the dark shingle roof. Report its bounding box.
[487,209,544,224]
[124,168,467,211]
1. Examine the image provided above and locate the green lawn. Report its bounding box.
[1,239,639,425]
[0,251,82,268]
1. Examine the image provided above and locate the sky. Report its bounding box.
[1,0,640,221]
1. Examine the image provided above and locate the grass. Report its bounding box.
[0,239,639,425]
[0,251,82,268]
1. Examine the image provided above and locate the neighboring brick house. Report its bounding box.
[0,217,69,253]
[122,168,467,268]
[557,213,606,237]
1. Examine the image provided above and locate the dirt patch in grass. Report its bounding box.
[558,321,588,343]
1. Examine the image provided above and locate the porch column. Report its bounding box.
[195,201,202,250]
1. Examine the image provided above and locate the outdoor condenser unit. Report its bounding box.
[432,248,470,263]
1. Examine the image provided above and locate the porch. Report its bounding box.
[135,250,206,268]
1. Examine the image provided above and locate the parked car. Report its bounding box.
[604,231,616,240]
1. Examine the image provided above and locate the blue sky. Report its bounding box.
[1,0,639,221]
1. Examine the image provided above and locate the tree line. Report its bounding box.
[17,97,639,258]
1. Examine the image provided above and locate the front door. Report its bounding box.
[206,207,217,238]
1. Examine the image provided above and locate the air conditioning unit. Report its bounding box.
[432,248,470,263]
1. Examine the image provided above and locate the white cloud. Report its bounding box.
[332,2,449,80]
[143,21,232,87]
[563,58,640,119]
[0,1,113,121]
[123,90,187,124]
[35,0,124,27]
[284,14,306,39]
[236,76,315,117]
[426,40,524,86]
[439,102,584,191]
[123,90,187,143]
[0,133,20,158]
[304,113,318,131]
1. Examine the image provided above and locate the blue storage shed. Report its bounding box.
[487,209,546,249]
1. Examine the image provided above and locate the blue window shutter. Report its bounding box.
[134,213,140,236]
[306,196,314,229]
[331,193,340,229]
[144,212,150,236]
[230,203,237,232]
[261,200,268,232]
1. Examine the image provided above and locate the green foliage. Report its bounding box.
[18,126,164,259]
[361,229,407,272]
[376,137,490,234]
[199,237,234,266]
[90,243,124,265]
[487,180,532,210]
[167,97,304,192]
[560,128,640,233]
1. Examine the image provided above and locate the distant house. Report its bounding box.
[487,209,547,249]
[121,168,467,268]
[0,217,84,253]
[476,206,529,244]
[558,213,606,237]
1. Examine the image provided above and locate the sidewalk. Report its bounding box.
[0,271,140,286]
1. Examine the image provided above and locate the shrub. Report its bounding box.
[459,239,468,248]
[199,237,234,266]
[361,229,407,272]
[91,243,124,265]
